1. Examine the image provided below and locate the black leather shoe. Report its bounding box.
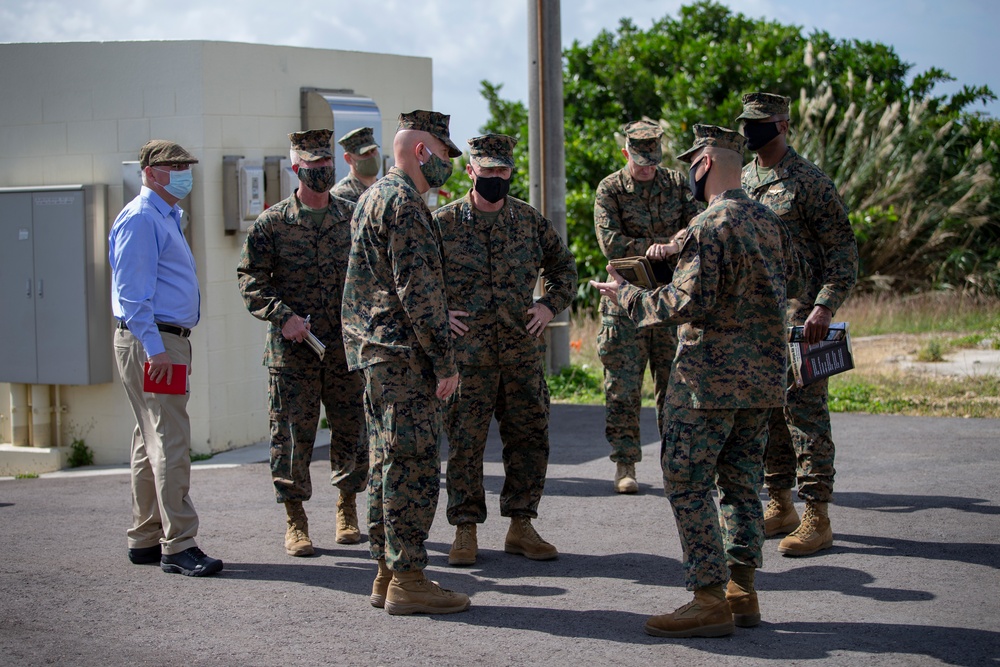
[160,547,223,577]
[128,545,162,565]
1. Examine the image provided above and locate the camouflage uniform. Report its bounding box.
[741,101,858,504]
[331,173,368,203]
[434,135,576,526]
[595,120,700,464]
[237,153,367,503]
[333,127,380,203]
[619,125,804,591]
[341,111,461,572]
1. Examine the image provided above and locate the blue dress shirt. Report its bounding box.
[109,186,201,357]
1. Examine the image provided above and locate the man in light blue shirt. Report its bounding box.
[109,139,221,577]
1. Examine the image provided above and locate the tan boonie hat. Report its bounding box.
[622,120,663,167]
[676,124,747,163]
[139,140,199,169]
[397,110,462,158]
[338,127,379,155]
[736,92,791,121]
[288,129,334,160]
[468,134,516,168]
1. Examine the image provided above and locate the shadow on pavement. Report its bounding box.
[833,533,1000,570]
[439,608,999,666]
[835,491,1000,515]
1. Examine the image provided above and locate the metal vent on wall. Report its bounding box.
[300,88,383,183]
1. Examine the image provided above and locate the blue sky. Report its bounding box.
[1,0,996,147]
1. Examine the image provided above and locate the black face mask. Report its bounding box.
[743,121,781,151]
[688,158,709,203]
[297,165,336,193]
[473,174,511,204]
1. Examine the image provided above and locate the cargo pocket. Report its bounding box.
[660,413,706,487]
[387,399,439,462]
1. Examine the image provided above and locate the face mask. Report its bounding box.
[419,146,453,188]
[155,168,193,199]
[688,158,709,203]
[473,173,511,204]
[743,121,781,151]
[354,154,380,178]
[297,165,336,193]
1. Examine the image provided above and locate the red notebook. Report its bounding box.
[143,363,188,394]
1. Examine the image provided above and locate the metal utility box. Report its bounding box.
[0,185,111,385]
[301,88,382,183]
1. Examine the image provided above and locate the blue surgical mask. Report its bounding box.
[156,168,194,199]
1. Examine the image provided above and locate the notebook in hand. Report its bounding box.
[609,257,657,289]
[143,362,188,395]
[787,322,854,388]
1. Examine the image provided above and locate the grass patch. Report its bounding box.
[560,294,1000,417]
[838,293,1000,336]
[947,333,988,349]
[15,473,39,479]
[830,372,1000,418]
[190,452,214,462]
[915,339,945,362]
[547,364,604,404]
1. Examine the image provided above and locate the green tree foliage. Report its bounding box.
[471,0,999,307]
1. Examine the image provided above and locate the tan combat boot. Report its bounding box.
[370,558,392,608]
[778,501,833,556]
[448,523,478,566]
[384,570,471,615]
[614,462,639,494]
[644,586,735,638]
[726,565,760,628]
[504,516,558,560]
[336,491,361,544]
[284,501,314,557]
[764,487,800,537]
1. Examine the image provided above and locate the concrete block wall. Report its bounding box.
[0,40,433,466]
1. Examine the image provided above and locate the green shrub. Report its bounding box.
[67,438,94,468]
[547,364,605,403]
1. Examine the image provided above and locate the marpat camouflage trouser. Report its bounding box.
[765,374,836,502]
[444,361,550,525]
[660,404,767,591]
[363,360,443,571]
[597,314,676,463]
[268,366,367,503]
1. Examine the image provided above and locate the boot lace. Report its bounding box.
[763,498,784,520]
[455,525,474,551]
[337,501,358,531]
[788,504,820,538]
[515,517,549,545]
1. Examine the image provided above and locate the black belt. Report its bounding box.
[117,320,192,338]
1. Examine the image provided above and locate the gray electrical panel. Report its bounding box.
[0,185,111,385]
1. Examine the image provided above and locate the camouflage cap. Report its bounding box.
[736,92,791,121]
[397,110,462,158]
[622,120,663,167]
[676,124,747,163]
[468,134,516,168]
[337,127,379,155]
[288,129,334,160]
[138,140,199,169]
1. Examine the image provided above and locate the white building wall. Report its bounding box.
[0,40,432,466]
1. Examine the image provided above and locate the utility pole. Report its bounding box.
[528,0,571,372]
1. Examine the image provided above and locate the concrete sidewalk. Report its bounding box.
[1,405,998,666]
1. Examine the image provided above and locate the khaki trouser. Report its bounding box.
[114,328,199,555]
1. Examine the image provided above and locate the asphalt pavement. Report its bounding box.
[1,405,998,667]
